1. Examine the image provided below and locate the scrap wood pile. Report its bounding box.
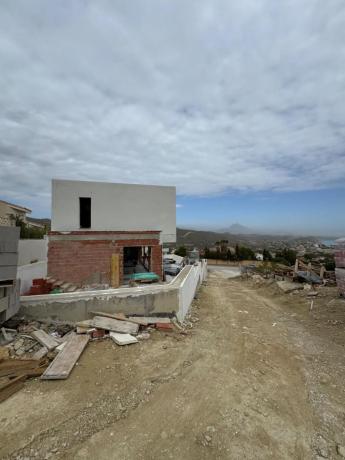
[0,312,179,403]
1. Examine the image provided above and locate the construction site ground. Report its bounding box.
[1,270,345,460]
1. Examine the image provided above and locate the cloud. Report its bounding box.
[0,0,345,215]
[176,204,184,208]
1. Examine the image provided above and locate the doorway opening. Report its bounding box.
[123,246,151,282]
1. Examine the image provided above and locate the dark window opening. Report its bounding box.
[79,197,91,228]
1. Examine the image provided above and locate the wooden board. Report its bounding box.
[0,358,48,378]
[90,316,139,335]
[90,311,147,326]
[41,334,89,380]
[110,254,120,288]
[31,330,60,351]
[0,375,26,403]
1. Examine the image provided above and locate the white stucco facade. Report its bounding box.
[51,179,176,243]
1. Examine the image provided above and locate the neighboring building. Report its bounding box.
[0,226,20,323]
[48,179,176,286]
[0,200,32,227]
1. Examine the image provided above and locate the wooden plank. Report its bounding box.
[41,334,89,380]
[0,375,26,403]
[110,254,120,288]
[0,358,48,378]
[90,311,147,326]
[31,330,60,351]
[90,316,139,335]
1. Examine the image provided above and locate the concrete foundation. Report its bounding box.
[19,261,207,323]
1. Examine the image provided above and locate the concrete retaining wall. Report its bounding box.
[18,238,48,266]
[17,261,47,295]
[19,260,207,322]
[177,260,207,321]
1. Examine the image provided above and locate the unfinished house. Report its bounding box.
[48,179,176,287]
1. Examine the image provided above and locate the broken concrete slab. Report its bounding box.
[31,330,60,351]
[128,316,171,325]
[276,281,304,293]
[90,316,139,335]
[32,346,48,360]
[90,311,147,326]
[109,332,138,346]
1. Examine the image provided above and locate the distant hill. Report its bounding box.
[219,223,253,234]
[176,227,258,248]
[176,227,319,250]
[27,217,51,230]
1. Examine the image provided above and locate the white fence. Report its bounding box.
[18,238,48,266]
[17,261,47,294]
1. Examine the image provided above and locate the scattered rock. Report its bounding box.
[277,281,304,293]
[337,445,345,458]
[314,435,329,458]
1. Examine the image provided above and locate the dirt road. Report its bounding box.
[1,273,345,459]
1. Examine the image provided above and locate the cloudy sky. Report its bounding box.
[0,0,344,235]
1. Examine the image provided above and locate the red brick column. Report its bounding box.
[151,245,163,279]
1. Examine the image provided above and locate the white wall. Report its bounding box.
[51,179,176,243]
[18,238,48,266]
[17,261,47,294]
[19,260,207,321]
[177,260,208,321]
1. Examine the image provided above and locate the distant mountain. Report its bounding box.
[175,227,319,250]
[219,223,253,234]
[27,217,51,230]
[176,227,260,249]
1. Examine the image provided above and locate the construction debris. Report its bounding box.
[90,316,139,335]
[41,334,90,380]
[0,311,181,402]
[156,322,174,331]
[31,330,60,351]
[276,281,304,293]
[128,316,172,325]
[109,332,138,346]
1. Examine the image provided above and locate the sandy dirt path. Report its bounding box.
[1,273,344,459]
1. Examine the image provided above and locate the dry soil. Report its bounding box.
[1,271,345,460]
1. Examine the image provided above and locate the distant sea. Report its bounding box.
[321,239,337,247]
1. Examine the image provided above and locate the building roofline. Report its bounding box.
[0,199,32,214]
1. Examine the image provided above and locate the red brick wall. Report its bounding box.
[48,233,162,286]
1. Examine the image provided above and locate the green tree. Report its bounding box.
[263,248,272,261]
[235,244,256,261]
[175,245,187,257]
[274,248,297,266]
[14,215,46,239]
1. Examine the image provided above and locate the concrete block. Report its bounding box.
[109,332,138,346]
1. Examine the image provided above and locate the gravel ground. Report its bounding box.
[1,272,345,460]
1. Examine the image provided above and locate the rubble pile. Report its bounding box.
[0,312,182,403]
